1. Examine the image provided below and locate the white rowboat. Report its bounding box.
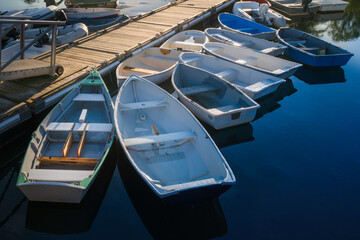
[160,30,209,52]
[172,63,260,129]
[205,28,287,56]
[114,75,235,203]
[179,52,286,100]
[203,42,302,79]
[116,48,181,87]
[232,1,287,28]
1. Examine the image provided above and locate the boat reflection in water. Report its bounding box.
[117,150,228,239]
[25,144,117,234]
[294,66,345,85]
[255,79,297,120]
[205,123,254,149]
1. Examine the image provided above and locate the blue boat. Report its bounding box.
[277,28,354,68]
[218,13,276,40]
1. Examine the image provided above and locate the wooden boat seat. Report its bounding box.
[28,169,94,181]
[123,66,159,75]
[118,99,168,111]
[178,84,219,95]
[208,104,239,114]
[245,79,277,92]
[235,56,257,65]
[37,156,99,166]
[46,122,113,132]
[73,93,105,102]
[123,131,197,147]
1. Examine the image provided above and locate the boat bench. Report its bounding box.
[208,104,240,114]
[142,55,178,63]
[118,99,168,111]
[215,68,238,79]
[73,93,105,102]
[178,84,219,95]
[171,41,203,47]
[123,131,197,147]
[28,169,94,182]
[245,79,277,92]
[123,66,159,75]
[235,56,257,65]
[46,122,113,132]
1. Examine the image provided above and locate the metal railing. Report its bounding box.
[0,17,66,76]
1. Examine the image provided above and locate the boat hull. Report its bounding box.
[267,0,320,16]
[18,182,86,203]
[277,28,354,67]
[205,28,287,56]
[115,75,236,204]
[218,13,276,40]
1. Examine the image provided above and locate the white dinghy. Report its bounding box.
[160,30,209,52]
[232,1,287,28]
[2,23,88,62]
[114,75,235,203]
[172,63,260,129]
[205,28,287,56]
[17,69,115,203]
[203,42,302,79]
[116,48,182,87]
[179,52,286,100]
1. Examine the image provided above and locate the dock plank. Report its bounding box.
[0,0,236,133]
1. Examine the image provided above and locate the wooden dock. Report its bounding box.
[0,0,235,135]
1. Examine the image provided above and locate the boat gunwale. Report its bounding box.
[114,75,236,198]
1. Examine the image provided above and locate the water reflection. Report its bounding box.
[255,79,297,120]
[294,66,346,84]
[288,0,360,42]
[205,123,254,148]
[0,159,27,228]
[26,145,116,234]
[117,150,228,239]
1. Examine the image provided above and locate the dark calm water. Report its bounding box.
[1,1,360,239]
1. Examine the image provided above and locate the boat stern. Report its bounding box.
[17,181,86,203]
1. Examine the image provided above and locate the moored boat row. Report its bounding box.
[14,1,354,205]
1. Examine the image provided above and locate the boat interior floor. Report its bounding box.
[125,117,213,186]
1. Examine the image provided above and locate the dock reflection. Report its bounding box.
[117,150,228,240]
[25,145,117,234]
[255,79,297,120]
[294,66,346,84]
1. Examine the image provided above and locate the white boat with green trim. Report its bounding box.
[17,69,115,203]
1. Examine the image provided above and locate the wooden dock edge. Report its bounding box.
[0,0,236,136]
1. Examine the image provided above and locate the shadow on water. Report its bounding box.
[294,66,346,84]
[117,149,228,240]
[0,157,27,228]
[254,79,297,120]
[25,143,117,234]
[205,123,254,148]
